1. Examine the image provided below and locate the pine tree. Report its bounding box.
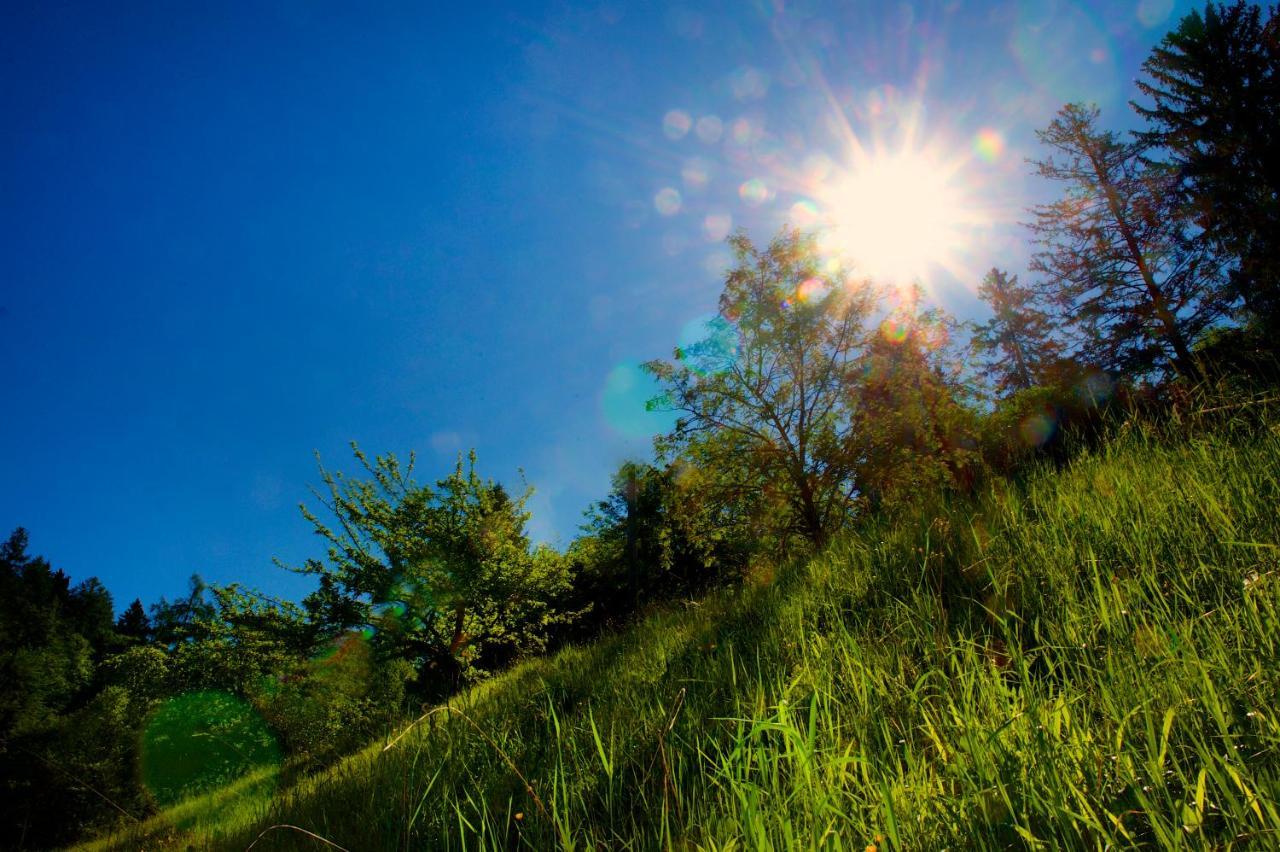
[1133,1,1280,332]
[115,598,152,644]
[971,267,1060,396]
[1028,103,1231,380]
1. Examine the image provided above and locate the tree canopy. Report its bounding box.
[646,228,875,550]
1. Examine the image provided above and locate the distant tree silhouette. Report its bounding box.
[1029,103,1231,380]
[971,267,1061,396]
[1134,1,1280,334]
[115,598,152,644]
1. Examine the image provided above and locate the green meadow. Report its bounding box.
[80,410,1280,850]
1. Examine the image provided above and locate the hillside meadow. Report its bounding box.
[80,409,1280,850]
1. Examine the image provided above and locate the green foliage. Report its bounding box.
[646,228,875,550]
[851,287,983,512]
[86,408,1280,850]
[139,691,280,807]
[253,635,414,765]
[1029,103,1232,380]
[292,446,577,691]
[0,527,126,847]
[21,9,1280,846]
[566,461,746,640]
[970,267,1061,396]
[1134,1,1280,332]
[150,575,217,647]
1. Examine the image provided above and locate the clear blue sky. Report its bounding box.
[0,0,1195,610]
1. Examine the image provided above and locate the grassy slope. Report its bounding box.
[81,418,1280,850]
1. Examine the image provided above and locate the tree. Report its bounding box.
[0,528,96,735]
[571,460,742,618]
[0,529,128,848]
[646,228,875,550]
[149,575,216,646]
[1029,103,1232,380]
[291,447,575,690]
[1134,2,1280,331]
[115,599,152,644]
[851,289,982,510]
[971,267,1061,396]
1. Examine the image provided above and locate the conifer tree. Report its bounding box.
[971,267,1060,396]
[1029,103,1231,380]
[115,598,152,644]
[1133,1,1280,331]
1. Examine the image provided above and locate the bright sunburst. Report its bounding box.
[816,149,972,285]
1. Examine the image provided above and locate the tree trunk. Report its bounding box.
[448,603,467,655]
[1090,151,1202,381]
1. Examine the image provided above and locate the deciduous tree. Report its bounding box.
[645,229,874,550]
[291,447,575,690]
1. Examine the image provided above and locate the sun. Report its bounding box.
[816,150,969,284]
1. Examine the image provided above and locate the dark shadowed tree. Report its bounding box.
[570,460,743,622]
[851,289,983,511]
[1134,1,1280,332]
[1029,103,1232,380]
[971,267,1062,396]
[149,574,216,646]
[645,228,875,550]
[0,529,133,848]
[115,598,152,644]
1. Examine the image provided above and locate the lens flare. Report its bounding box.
[677,314,740,375]
[731,117,757,146]
[654,187,682,216]
[1019,409,1058,447]
[1010,2,1119,108]
[681,158,712,190]
[880,314,910,344]
[662,109,692,140]
[789,199,821,228]
[803,152,835,182]
[738,178,771,206]
[973,128,1005,163]
[796,277,827,303]
[1137,0,1175,28]
[601,361,678,438]
[703,212,732,242]
[729,66,771,101]
[703,249,731,278]
[141,691,279,806]
[695,115,723,144]
[1075,370,1114,406]
[919,319,950,350]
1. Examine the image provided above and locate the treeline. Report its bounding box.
[2,3,1278,847]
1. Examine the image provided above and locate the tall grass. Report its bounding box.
[81,416,1280,850]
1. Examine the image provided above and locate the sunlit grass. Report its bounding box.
[82,414,1280,850]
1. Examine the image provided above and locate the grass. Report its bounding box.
[79,414,1280,850]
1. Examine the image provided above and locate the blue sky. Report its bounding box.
[1,0,1196,609]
